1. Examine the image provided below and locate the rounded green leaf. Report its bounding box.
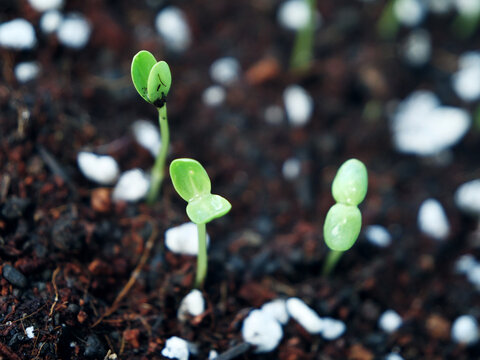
[186,194,232,224]
[131,50,157,103]
[323,203,362,251]
[170,158,211,202]
[332,158,368,206]
[147,61,172,108]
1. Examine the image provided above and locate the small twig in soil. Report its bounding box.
[49,267,60,317]
[92,219,158,327]
[36,145,77,197]
[215,342,251,360]
[0,341,22,360]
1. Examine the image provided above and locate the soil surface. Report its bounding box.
[1,1,480,359]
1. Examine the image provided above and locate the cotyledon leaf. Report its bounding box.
[331,158,368,206]
[323,203,362,251]
[131,50,157,103]
[170,158,211,202]
[147,61,172,107]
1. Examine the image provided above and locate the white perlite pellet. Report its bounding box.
[77,152,119,185]
[165,222,210,256]
[417,198,450,240]
[283,85,313,127]
[393,0,426,27]
[57,13,91,49]
[25,326,35,339]
[40,10,63,33]
[385,353,404,360]
[452,52,480,102]
[378,310,403,333]
[282,158,301,180]
[177,289,205,321]
[278,0,313,30]
[0,19,37,50]
[391,90,470,156]
[131,120,161,156]
[202,85,226,107]
[365,225,392,247]
[455,254,477,274]
[455,179,480,215]
[321,317,346,340]
[14,62,40,83]
[451,315,479,345]
[161,336,190,360]
[242,309,283,353]
[286,297,324,334]
[155,7,191,52]
[112,169,150,202]
[28,0,63,12]
[261,299,289,325]
[209,57,240,86]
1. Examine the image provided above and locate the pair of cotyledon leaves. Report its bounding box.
[170,159,232,225]
[324,159,368,252]
[131,50,172,107]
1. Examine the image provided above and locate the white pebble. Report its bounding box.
[209,57,240,86]
[452,52,480,102]
[455,254,477,274]
[391,90,470,156]
[165,222,210,256]
[177,289,205,321]
[365,225,392,247]
[242,309,283,353]
[286,297,324,334]
[28,0,63,12]
[417,198,450,240]
[385,353,404,360]
[112,169,150,202]
[278,0,313,30]
[202,85,226,107]
[282,157,301,180]
[25,326,35,339]
[40,10,63,33]
[403,29,431,66]
[466,264,480,288]
[155,6,191,52]
[455,0,480,15]
[264,105,284,125]
[57,13,91,49]
[378,310,403,333]
[161,336,190,360]
[77,152,119,185]
[321,317,346,340]
[261,299,289,325]
[393,0,426,27]
[451,315,479,345]
[455,179,480,215]
[283,85,313,127]
[14,62,40,83]
[0,19,37,50]
[131,120,161,156]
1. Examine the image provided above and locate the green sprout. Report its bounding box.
[290,0,316,71]
[169,158,232,288]
[131,50,172,204]
[323,159,368,275]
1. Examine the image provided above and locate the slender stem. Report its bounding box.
[377,0,399,40]
[290,0,316,71]
[322,250,343,276]
[195,222,207,288]
[146,105,169,205]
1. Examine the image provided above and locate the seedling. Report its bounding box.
[323,159,368,275]
[131,50,172,204]
[290,0,316,70]
[170,158,232,288]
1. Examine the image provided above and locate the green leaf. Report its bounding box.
[170,159,211,202]
[323,203,362,251]
[332,158,368,206]
[147,61,172,107]
[186,194,232,224]
[131,50,157,103]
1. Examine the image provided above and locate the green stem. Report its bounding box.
[290,0,316,71]
[377,0,399,40]
[195,222,207,288]
[322,250,343,276]
[146,105,169,205]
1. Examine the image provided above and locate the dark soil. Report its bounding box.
[1,0,480,359]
